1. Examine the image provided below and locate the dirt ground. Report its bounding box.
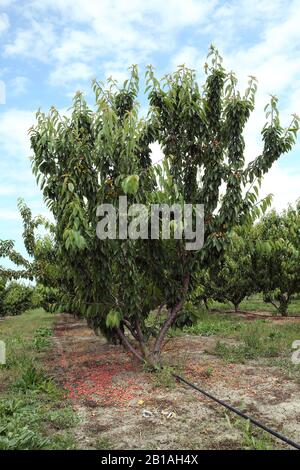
[46,314,300,450]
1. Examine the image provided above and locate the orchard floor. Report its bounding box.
[46,313,300,450]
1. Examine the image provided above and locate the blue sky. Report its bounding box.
[0,0,300,260]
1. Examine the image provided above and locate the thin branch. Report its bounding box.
[123,319,139,341]
[115,327,144,362]
[153,273,190,356]
[268,299,280,312]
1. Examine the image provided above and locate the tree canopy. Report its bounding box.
[29,46,299,367]
[253,203,300,316]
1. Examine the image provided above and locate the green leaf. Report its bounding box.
[121,175,139,194]
[106,309,121,329]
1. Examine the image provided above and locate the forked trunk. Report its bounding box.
[116,273,190,370]
[152,274,190,363]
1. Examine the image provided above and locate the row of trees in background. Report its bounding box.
[0,199,63,317]
[193,202,300,316]
[0,281,58,317]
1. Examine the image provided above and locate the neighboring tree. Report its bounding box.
[182,225,258,315]
[31,284,60,312]
[0,276,6,316]
[0,224,35,316]
[208,227,258,312]
[17,199,59,287]
[29,46,299,368]
[2,281,33,316]
[0,200,65,314]
[253,204,300,316]
[0,239,33,282]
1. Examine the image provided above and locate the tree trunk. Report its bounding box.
[152,273,190,367]
[115,327,144,362]
[115,273,190,370]
[278,294,289,317]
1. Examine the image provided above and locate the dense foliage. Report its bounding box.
[0,200,65,316]
[253,204,300,316]
[189,202,300,317]
[27,47,299,366]
[1,282,34,317]
[31,284,61,313]
[0,277,6,316]
[204,228,257,312]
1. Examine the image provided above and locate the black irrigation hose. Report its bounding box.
[173,373,300,450]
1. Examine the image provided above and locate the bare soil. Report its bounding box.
[46,314,300,450]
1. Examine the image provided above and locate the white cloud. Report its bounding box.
[3,20,56,60]
[0,0,15,6]
[49,61,94,86]
[0,208,20,221]
[0,13,9,35]
[203,0,295,47]
[0,205,52,222]
[51,29,95,63]
[3,0,217,85]
[29,0,215,31]
[0,183,16,195]
[9,76,29,95]
[0,109,42,219]
[259,164,300,211]
[0,108,34,157]
[171,46,205,71]
[0,182,42,197]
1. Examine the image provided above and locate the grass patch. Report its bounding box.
[95,436,111,450]
[268,358,300,384]
[170,309,244,337]
[33,327,53,351]
[153,365,177,389]
[0,309,77,450]
[175,308,300,372]
[1,309,56,373]
[12,361,60,396]
[0,395,77,450]
[212,321,300,363]
[224,412,275,450]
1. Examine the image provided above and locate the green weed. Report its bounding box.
[33,327,53,351]
[153,365,176,388]
[95,436,111,450]
[224,413,275,450]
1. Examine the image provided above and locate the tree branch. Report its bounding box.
[153,273,190,357]
[116,327,144,362]
[123,319,139,341]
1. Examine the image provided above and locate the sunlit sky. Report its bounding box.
[0,0,300,258]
